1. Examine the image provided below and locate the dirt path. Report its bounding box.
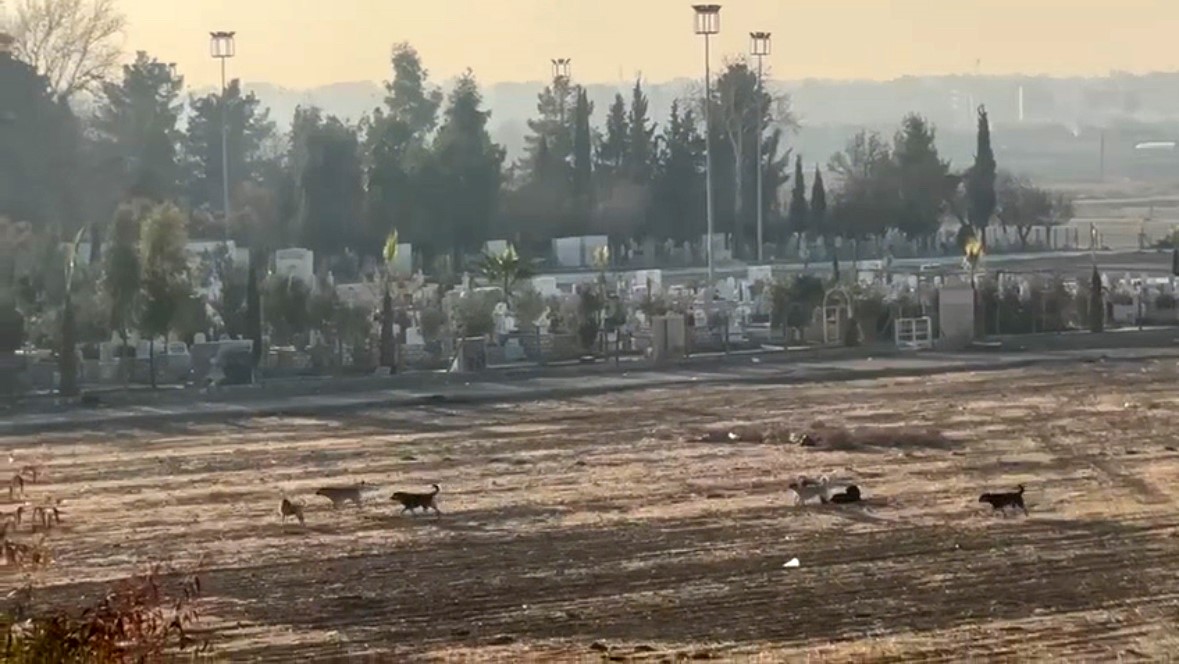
[3,361,1179,661]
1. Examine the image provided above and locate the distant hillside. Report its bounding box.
[191,72,1179,184]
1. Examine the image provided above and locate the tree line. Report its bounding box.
[0,41,805,270]
[2,37,1070,276]
[1,0,1075,367]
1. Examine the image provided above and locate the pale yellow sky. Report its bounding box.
[117,0,1179,88]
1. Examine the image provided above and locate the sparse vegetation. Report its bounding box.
[1,562,206,662]
[0,363,1175,659]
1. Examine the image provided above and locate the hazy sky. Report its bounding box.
[118,0,1179,88]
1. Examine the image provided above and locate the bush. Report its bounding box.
[1089,268,1104,333]
[1,561,205,662]
[513,285,545,330]
[0,295,24,352]
[451,291,496,338]
[418,305,446,343]
[638,293,669,318]
[1156,293,1177,310]
[770,275,826,334]
[262,276,311,347]
[575,286,603,352]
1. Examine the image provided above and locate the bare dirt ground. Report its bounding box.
[4,360,1179,662]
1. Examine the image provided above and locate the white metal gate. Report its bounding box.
[895,316,933,350]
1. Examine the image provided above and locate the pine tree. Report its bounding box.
[894,113,951,241]
[651,101,705,244]
[624,78,656,184]
[786,156,808,241]
[431,69,505,263]
[966,105,997,239]
[597,93,628,177]
[571,87,594,229]
[94,51,184,202]
[811,167,835,280]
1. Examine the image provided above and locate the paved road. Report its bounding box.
[5,345,1177,436]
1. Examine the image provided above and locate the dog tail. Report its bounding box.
[1016,484,1025,495]
[430,484,440,495]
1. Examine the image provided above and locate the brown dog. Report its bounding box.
[279,498,305,525]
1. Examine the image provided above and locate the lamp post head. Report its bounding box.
[551,57,571,81]
[692,4,721,35]
[750,31,771,57]
[210,31,236,59]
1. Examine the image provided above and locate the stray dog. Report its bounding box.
[830,484,862,504]
[391,484,441,516]
[315,482,383,509]
[29,505,59,531]
[978,484,1028,516]
[279,498,305,525]
[788,475,830,505]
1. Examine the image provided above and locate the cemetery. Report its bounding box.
[8,227,1176,395]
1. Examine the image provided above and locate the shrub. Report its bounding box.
[418,305,446,343]
[1108,291,1134,306]
[0,295,24,353]
[451,291,496,338]
[262,275,312,347]
[1,561,206,662]
[575,286,603,352]
[513,285,546,330]
[638,293,669,318]
[1156,293,1176,310]
[770,275,826,335]
[1089,267,1104,333]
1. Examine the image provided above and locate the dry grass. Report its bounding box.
[3,360,1179,660]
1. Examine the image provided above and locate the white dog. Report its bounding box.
[788,475,830,505]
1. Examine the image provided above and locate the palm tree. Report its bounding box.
[478,244,533,305]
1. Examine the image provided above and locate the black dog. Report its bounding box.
[978,484,1028,516]
[830,485,862,504]
[391,484,441,516]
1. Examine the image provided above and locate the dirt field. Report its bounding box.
[4,360,1179,662]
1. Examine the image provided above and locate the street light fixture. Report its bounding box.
[551,57,571,82]
[750,31,771,264]
[210,31,236,226]
[693,4,720,288]
[0,0,11,56]
[550,58,572,146]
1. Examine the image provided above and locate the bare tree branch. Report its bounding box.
[11,0,125,101]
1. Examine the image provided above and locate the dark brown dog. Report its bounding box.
[979,484,1028,516]
[391,484,441,516]
[830,485,862,504]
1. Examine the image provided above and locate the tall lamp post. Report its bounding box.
[210,31,236,225]
[750,31,771,264]
[693,4,720,288]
